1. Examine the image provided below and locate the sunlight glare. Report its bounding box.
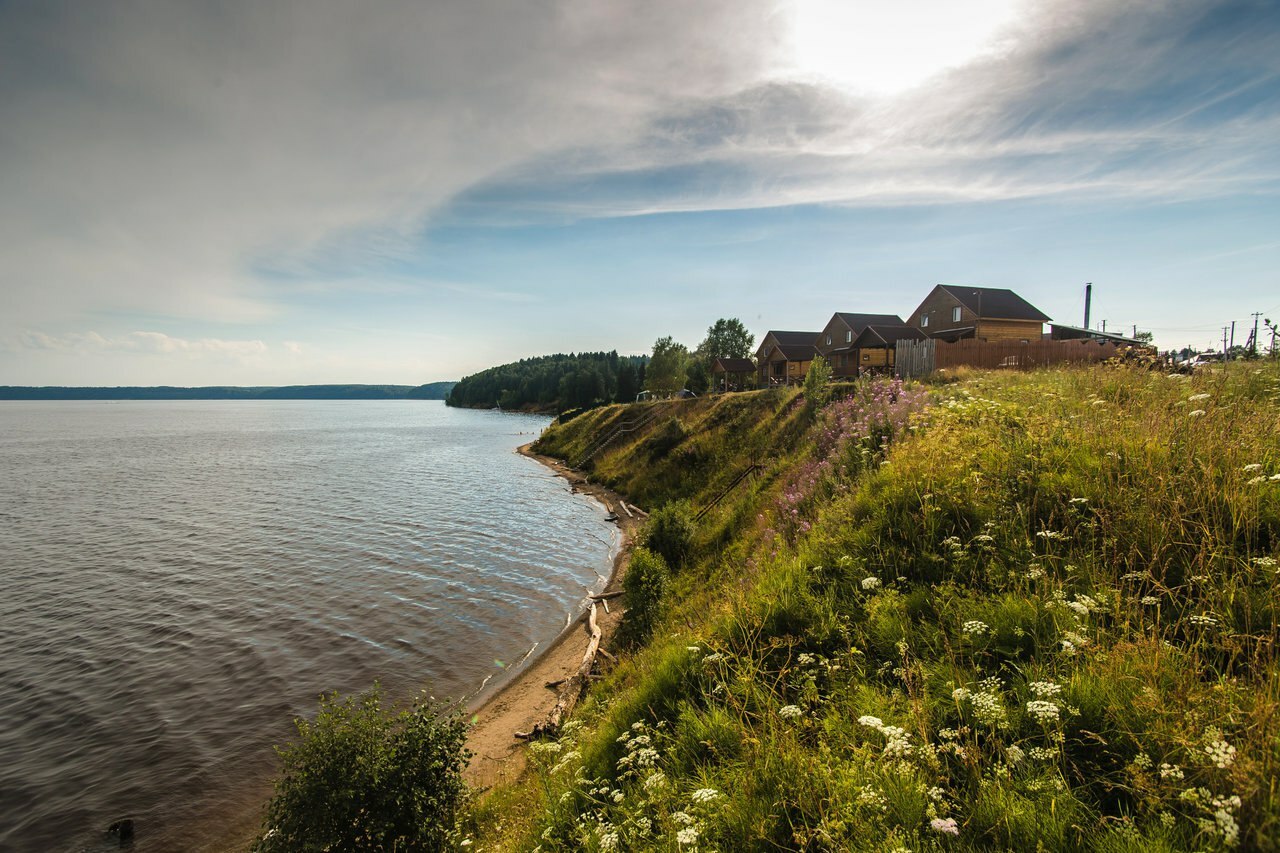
[785,0,1023,96]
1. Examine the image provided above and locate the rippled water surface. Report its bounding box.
[0,401,615,852]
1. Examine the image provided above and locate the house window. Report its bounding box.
[825,334,831,345]
[845,330,852,343]
[952,306,962,322]
[921,314,929,327]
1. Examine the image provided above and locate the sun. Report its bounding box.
[783,0,1024,96]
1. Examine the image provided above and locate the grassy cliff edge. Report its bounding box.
[467,364,1280,851]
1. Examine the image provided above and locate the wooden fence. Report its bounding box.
[895,338,1126,379]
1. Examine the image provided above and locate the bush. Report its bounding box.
[621,547,670,646]
[255,686,470,852]
[642,500,696,570]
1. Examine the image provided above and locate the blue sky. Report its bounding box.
[2,0,1278,385]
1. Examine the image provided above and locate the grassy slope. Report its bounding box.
[469,364,1280,852]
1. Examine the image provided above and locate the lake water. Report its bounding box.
[0,401,616,852]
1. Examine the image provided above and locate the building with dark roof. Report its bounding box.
[816,312,907,376]
[710,357,756,392]
[908,285,1051,343]
[755,330,819,387]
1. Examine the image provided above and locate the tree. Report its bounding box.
[255,686,470,852]
[685,359,710,395]
[803,355,832,412]
[645,336,690,393]
[616,361,639,403]
[697,318,754,361]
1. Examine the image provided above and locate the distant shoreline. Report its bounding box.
[0,382,456,401]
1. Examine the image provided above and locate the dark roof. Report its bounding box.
[768,343,819,362]
[834,312,906,333]
[763,330,820,346]
[711,357,756,373]
[1049,324,1145,346]
[854,324,928,347]
[937,286,1051,322]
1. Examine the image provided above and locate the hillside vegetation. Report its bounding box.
[468,362,1280,851]
[447,352,646,412]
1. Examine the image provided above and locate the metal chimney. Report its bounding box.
[1083,283,1092,330]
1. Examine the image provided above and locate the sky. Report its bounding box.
[2,0,1278,386]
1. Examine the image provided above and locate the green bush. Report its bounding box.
[255,686,470,852]
[641,499,696,570]
[620,546,670,646]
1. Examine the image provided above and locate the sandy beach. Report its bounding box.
[463,443,640,790]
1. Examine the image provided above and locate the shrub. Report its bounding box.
[642,499,696,570]
[643,415,689,458]
[255,686,470,852]
[620,546,670,646]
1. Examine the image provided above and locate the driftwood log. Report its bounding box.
[515,602,604,740]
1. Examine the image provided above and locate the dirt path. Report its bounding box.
[463,444,641,791]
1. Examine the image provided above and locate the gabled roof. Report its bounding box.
[712,357,756,373]
[833,312,906,333]
[762,330,820,346]
[854,324,927,347]
[937,286,1051,322]
[769,343,818,362]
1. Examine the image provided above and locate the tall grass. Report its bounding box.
[473,364,1280,851]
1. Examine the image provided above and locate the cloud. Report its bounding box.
[445,0,1280,219]
[14,330,269,357]
[0,0,785,332]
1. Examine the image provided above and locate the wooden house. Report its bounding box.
[851,324,927,371]
[755,331,819,387]
[710,357,756,392]
[908,285,1050,343]
[816,312,907,377]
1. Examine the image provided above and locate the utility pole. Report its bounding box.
[1252,312,1262,356]
[1230,320,1235,351]
[1222,327,1229,362]
[1102,320,1107,333]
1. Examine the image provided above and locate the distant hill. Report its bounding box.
[0,382,457,401]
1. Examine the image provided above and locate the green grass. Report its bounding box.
[468,362,1280,851]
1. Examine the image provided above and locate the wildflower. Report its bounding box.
[1132,752,1152,769]
[1271,473,1280,481]
[856,786,888,810]
[1188,409,1206,418]
[599,831,620,851]
[928,785,946,801]
[1248,476,1267,485]
[797,652,815,666]
[858,715,884,729]
[1205,738,1237,768]
[1036,530,1066,540]
[1188,393,1211,402]
[1026,700,1060,723]
[778,705,803,720]
[1141,595,1160,605]
[703,652,725,664]
[1028,681,1062,698]
[1243,463,1263,472]
[1189,614,1219,627]
[1026,565,1046,580]
[676,826,699,846]
[1160,763,1185,780]
[861,576,882,590]
[691,787,721,803]
[930,817,960,835]
[612,790,625,803]
[1028,746,1056,760]
[962,620,990,636]
[951,687,970,702]
[671,811,696,826]
[970,691,1008,728]
[643,771,667,791]
[1005,744,1025,764]
[686,646,701,653]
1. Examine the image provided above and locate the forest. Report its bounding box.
[445,351,647,412]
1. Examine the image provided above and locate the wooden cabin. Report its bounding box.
[710,357,756,392]
[851,324,927,372]
[816,312,907,377]
[755,331,819,387]
[908,285,1050,343]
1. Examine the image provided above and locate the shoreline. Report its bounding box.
[210,441,630,849]
[463,443,641,790]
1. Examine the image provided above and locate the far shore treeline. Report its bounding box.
[446,352,647,413]
[0,382,457,400]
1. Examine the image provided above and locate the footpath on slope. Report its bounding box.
[463,443,642,791]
